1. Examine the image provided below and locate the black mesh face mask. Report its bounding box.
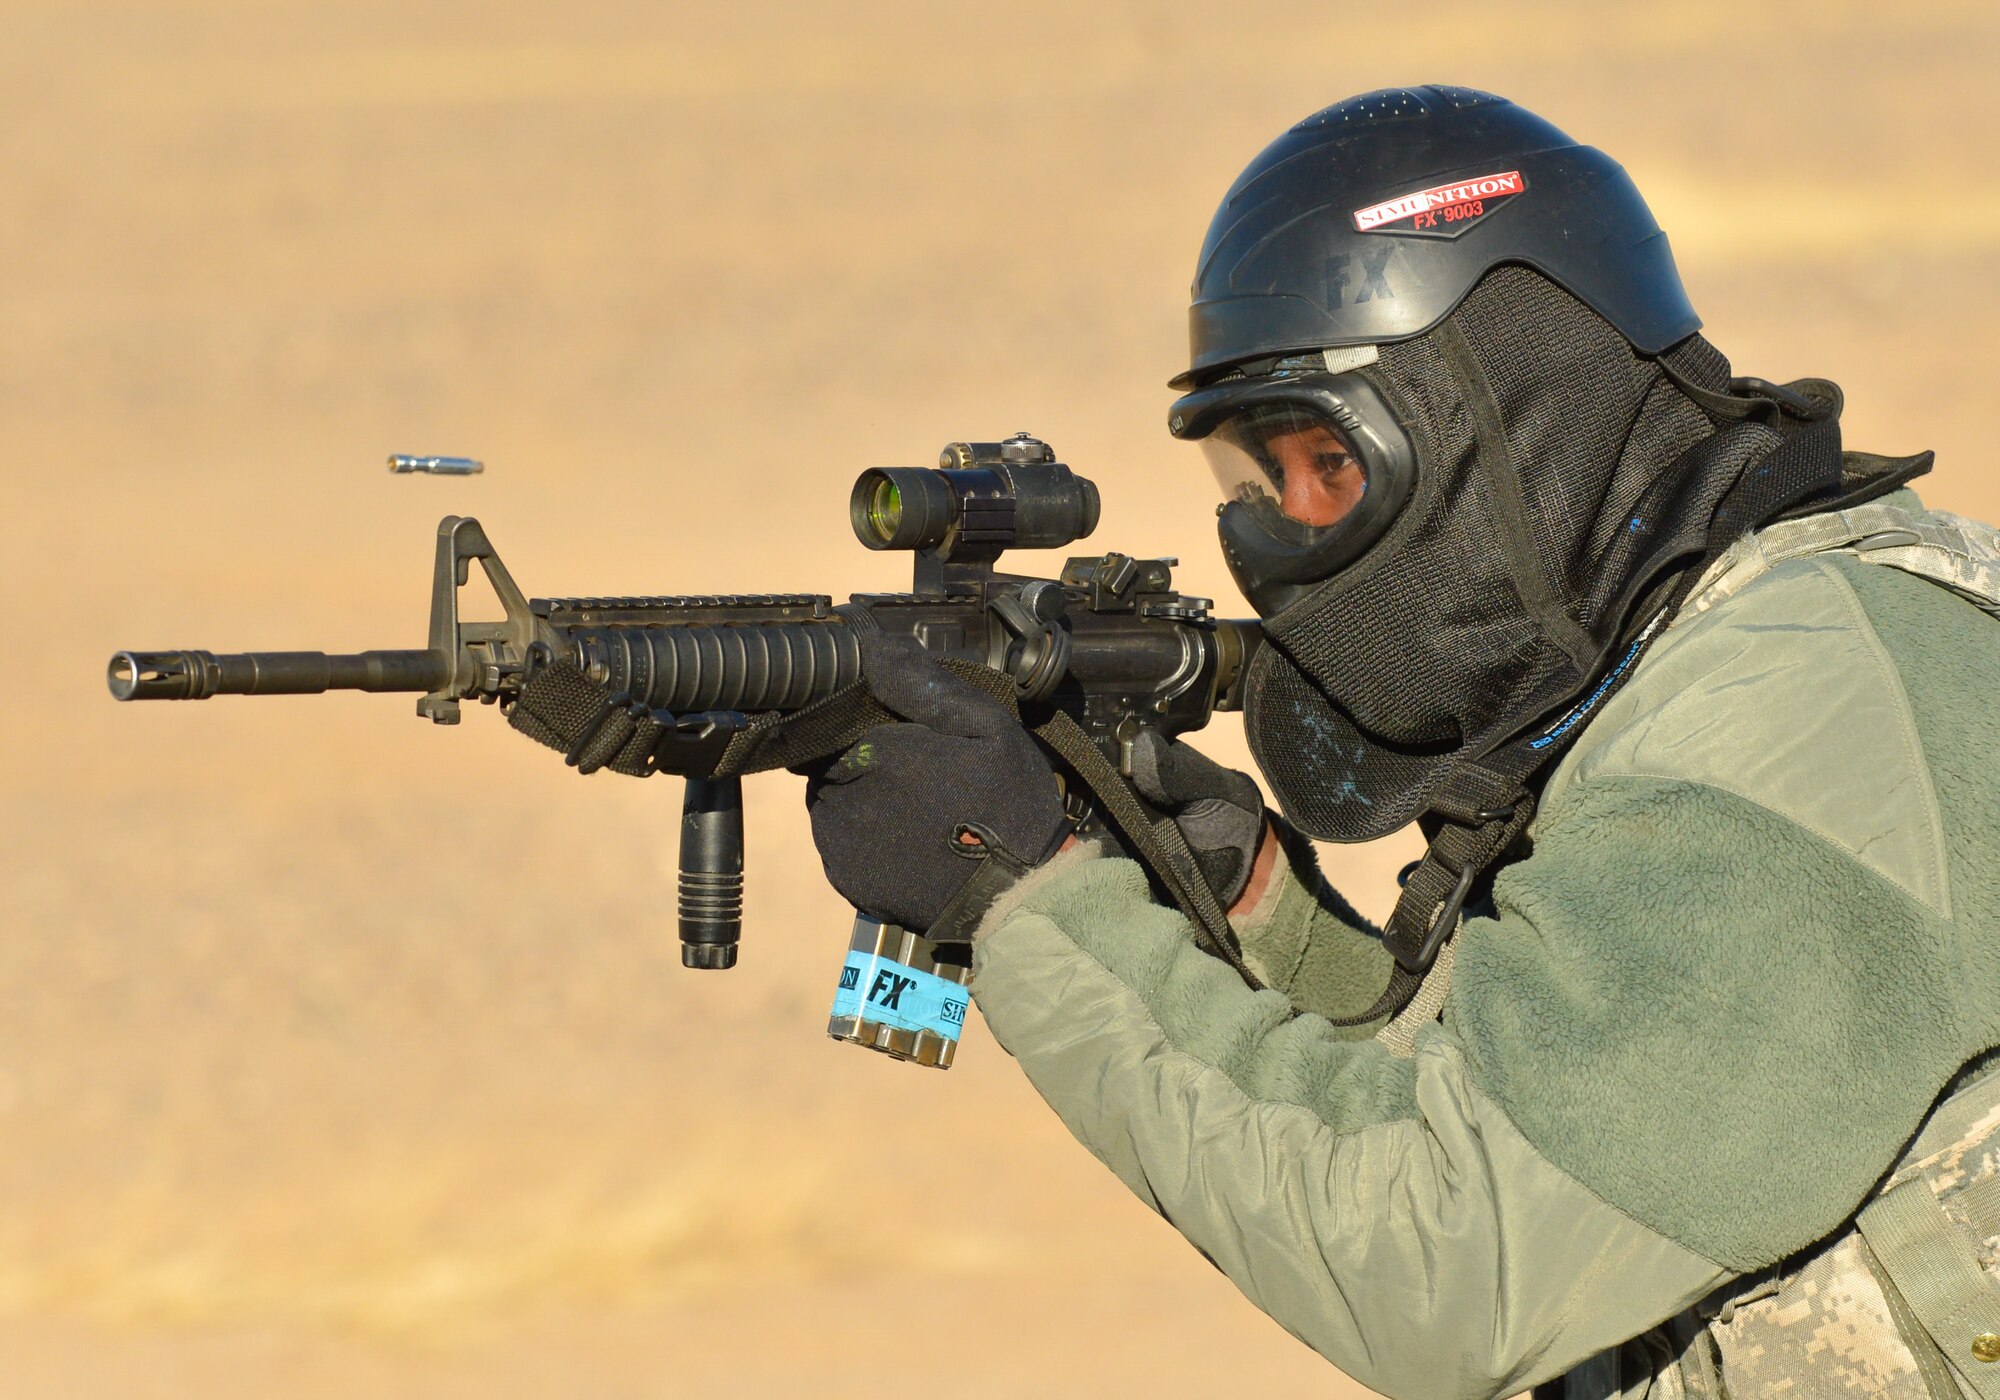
[1235,266,1768,842]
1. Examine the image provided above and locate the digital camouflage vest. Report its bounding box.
[1558,1053,2000,1399]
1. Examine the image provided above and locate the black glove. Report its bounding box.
[1126,731,1266,908]
[804,632,1069,934]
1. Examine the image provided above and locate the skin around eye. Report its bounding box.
[1263,422,1366,528]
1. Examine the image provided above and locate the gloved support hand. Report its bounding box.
[804,632,1071,936]
[1127,731,1267,909]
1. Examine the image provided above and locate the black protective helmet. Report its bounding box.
[1169,86,1703,619]
[1170,85,1696,390]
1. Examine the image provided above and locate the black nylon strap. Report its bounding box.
[1024,705,1260,986]
[927,658,1257,983]
[1326,760,1538,1028]
[509,662,665,776]
[711,680,894,778]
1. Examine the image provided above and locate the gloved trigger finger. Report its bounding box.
[1125,730,1174,806]
[1158,737,1263,813]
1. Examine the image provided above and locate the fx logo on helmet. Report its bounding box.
[1352,170,1526,239]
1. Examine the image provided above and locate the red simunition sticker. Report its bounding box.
[1352,170,1526,238]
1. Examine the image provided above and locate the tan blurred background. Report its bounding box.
[5,2,1999,1395]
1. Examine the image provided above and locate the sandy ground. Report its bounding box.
[5,2,2000,1395]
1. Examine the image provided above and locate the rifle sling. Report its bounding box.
[932,658,1258,986]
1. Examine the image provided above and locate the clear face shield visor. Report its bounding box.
[1200,403,1369,536]
[1169,367,1419,617]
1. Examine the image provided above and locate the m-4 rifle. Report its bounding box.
[109,433,1261,1066]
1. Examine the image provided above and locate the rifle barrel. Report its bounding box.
[108,649,449,701]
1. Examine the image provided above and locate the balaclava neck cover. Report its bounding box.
[1243,265,1838,842]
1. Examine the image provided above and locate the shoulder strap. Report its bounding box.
[1855,1063,2000,1399]
[1331,757,1539,1028]
[1693,492,2000,620]
[1856,1181,2000,1398]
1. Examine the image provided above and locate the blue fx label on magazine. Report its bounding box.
[830,952,968,1040]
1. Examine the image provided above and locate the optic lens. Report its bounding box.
[867,478,903,543]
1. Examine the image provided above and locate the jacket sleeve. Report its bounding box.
[1230,818,1397,1030]
[969,842,1731,1400]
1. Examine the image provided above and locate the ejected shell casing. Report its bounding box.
[387,454,484,475]
[827,916,972,1069]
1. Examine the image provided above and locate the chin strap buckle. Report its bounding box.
[1388,858,1479,974]
[1332,772,1538,1027]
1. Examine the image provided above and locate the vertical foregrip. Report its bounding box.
[678,776,745,970]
